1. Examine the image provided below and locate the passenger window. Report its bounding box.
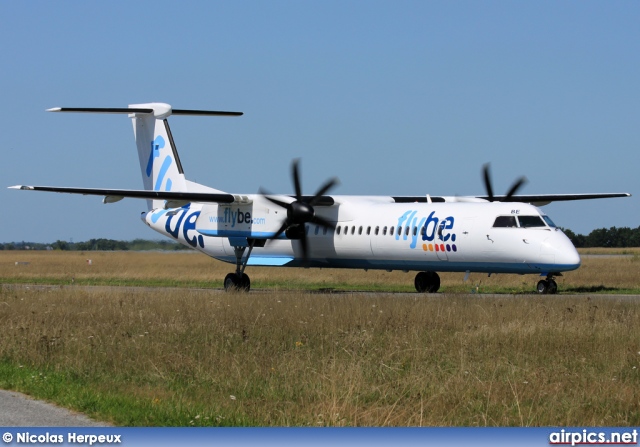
[366,226,371,235]
[337,226,341,235]
[344,226,348,235]
[518,215,546,228]
[351,226,355,235]
[493,216,517,228]
[390,226,394,236]
[323,227,328,235]
[375,226,379,235]
[383,226,387,235]
[358,226,363,235]
[405,226,410,236]
[412,226,417,236]
[315,225,320,235]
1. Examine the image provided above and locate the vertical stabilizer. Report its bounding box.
[45,103,243,211]
[130,103,188,210]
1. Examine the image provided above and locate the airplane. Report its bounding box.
[9,103,631,294]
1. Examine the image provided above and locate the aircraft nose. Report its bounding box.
[543,230,581,271]
[557,243,581,269]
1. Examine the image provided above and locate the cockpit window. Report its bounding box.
[542,215,557,228]
[518,215,546,228]
[493,216,517,228]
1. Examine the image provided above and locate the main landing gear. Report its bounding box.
[415,271,441,293]
[536,274,559,295]
[224,240,260,292]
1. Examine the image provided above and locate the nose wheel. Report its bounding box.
[536,276,558,294]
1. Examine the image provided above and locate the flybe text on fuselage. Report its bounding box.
[395,209,458,253]
[209,208,267,227]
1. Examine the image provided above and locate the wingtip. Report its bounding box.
[46,107,61,112]
[8,185,33,190]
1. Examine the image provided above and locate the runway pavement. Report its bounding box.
[0,390,108,427]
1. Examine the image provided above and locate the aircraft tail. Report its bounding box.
[130,103,189,210]
[47,103,243,210]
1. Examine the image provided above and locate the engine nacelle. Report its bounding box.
[285,225,304,240]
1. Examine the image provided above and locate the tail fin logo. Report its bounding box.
[146,136,164,177]
[146,135,174,192]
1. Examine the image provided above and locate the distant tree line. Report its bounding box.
[0,239,190,251]
[561,227,640,248]
[1,226,640,251]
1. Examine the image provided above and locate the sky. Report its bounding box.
[1,1,638,243]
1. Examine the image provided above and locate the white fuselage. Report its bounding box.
[142,195,581,275]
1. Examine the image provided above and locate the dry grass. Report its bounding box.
[1,249,639,293]
[1,286,639,426]
[0,250,640,426]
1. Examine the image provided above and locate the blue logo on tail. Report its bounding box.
[146,136,174,192]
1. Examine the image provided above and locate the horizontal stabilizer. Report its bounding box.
[47,106,242,117]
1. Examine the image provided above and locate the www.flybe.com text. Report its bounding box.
[209,208,266,227]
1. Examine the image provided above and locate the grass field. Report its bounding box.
[1,250,640,426]
[1,249,639,293]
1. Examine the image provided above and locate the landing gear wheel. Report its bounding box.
[536,279,558,295]
[239,273,251,291]
[536,280,548,294]
[224,273,251,292]
[547,279,558,294]
[415,271,440,293]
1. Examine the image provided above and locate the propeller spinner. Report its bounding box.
[261,159,339,260]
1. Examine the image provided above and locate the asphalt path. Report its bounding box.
[0,390,108,426]
[2,283,639,300]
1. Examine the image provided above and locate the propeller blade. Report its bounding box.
[263,195,291,209]
[272,221,289,240]
[262,159,339,252]
[483,163,494,202]
[505,176,528,200]
[291,159,303,201]
[299,230,309,261]
[309,177,339,206]
[260,188,291,209]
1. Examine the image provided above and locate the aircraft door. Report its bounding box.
[452,217,475,261]
[434,220,449,261]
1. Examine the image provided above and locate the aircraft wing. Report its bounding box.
[392,193,631,206]
[9,185,631,208]
[8,185,236,205]
[476,193,631,206]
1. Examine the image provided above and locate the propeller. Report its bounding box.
[482,163,527,202]
[261,159,339,260]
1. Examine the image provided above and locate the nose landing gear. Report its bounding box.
[536,275,559,294]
